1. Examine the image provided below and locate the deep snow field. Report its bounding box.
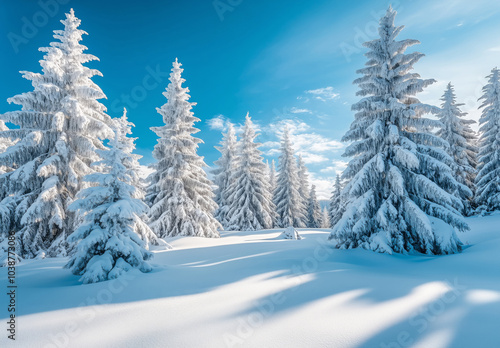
[1,214,500,348]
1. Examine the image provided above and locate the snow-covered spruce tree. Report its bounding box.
[66,112,154,284]
[475,68,500,212]
[213,123,238,228]
[297,154,310,225]
[307,185,322,228]
[330,7,467,255]
[321,207,331,229]
[274,127,306,228]
[0,9,113,258]
[437,83,477,215]
[0,121,16,176]
[115,110,165,247]
[148,59,221,238]
[0,121,18,263]
[329,174,344,228]
[226,114,275,231]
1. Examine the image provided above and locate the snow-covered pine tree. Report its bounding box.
[226,114,275,231]
[66,112,154,284]
[115,110,165,247]
[0,120,15,175]
[274,127,306,228]
[0,121,17,260]
[0,9,113,259]
[148,59,221,238]
[213,123,238,228]
[297,154,310,225]
[321,207,331,229]
[476,68,500,212]
[330,7,467,255]
[307,185,322,228]
[437,83,477,215]
[329,174,344,228]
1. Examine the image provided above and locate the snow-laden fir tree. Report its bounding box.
[66,112,154,284]
[213,123,238,228]
[274,127,306,228]
[0,121,18,262]
[329,174,344,228]
[330,7,468,255]
[226,114,275,231]
[307,185,322,228]
[0,9,113,258]
[436,83,477,215]
[475,68,500,212]
[115,110,165,247]
[147,59,221,238]
[321,207,331,229]
[297,154,310,225]
[0,120,15,175]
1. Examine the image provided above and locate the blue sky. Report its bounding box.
[2,0,500,198]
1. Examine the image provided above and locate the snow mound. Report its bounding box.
[280,226,302,240]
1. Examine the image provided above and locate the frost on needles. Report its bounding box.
[0,9,113,259]
[66,111,154,284]
[147,59,221,238]
[330,7,468,255]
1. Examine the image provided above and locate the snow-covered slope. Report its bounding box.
[2,215,500,348]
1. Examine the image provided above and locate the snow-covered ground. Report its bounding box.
[2,214,500,348]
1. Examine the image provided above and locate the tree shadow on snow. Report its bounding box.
[5,229,500,347]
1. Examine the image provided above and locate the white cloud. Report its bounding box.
[299,153,329,164]
[290,107,312,114]
[206,114,227,131]
[305,86,339,102]
[262,119,344,163]
[309,173,335,200]
[264,119,310,135]
[320,160,348,175]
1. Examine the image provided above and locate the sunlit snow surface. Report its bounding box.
[1,215,499,348]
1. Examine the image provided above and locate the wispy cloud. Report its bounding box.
[206,114,227,131]
[290,107,312,114]
[305,86,339,102]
